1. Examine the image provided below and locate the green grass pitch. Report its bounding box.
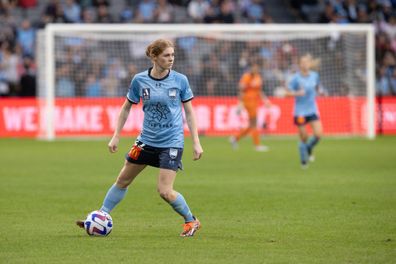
[0,136,395,264]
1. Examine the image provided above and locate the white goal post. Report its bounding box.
[38,24,375,140]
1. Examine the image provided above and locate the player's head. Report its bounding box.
[146,39,175,70]
[250,62,260,74]
[299,54,320,72]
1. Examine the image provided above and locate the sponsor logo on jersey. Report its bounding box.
[168,88,177,99]
[142,88,150,100]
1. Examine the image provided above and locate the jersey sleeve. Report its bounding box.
[288,74,299,91]
[126,76,140,104]
[180,75,194,103]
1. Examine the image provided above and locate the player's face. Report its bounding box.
[251,64,260,74]
[299,57,310,72]
[154,47,174,70]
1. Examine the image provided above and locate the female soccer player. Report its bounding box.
[230,62,270,151]
[76,39,203,237]
[285,54,323,168]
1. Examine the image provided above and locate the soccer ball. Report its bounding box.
[84,210,113,236]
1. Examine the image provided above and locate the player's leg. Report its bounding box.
[249,111,269,152]
[297,124,309,167]
[157,168,200,237]
[230,103,254,148]
[100,161,146,213]
[307,119,322,161]
[76,161,146,228]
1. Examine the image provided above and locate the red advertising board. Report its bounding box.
[378,97,396,134]
[0,96,375,137]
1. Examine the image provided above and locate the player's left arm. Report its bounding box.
[315,73,325,96]
[183,100,203,161]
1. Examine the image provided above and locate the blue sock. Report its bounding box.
[169,193,194,223]
[298,141,308,164]
[100,184,127,213]
[307,136,320,154]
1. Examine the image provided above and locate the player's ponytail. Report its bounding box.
[145,39,174,59]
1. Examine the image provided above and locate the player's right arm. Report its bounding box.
[108,99,133,153]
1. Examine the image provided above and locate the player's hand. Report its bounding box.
[108,136,119,153]
[192,142,203,161]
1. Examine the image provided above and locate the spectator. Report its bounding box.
[44,0,65,22]
[18,0,37,9]
[377,66,392,95]
[389,67,396,95]
[299,0,322,23]
[63,0,81,23]
[154,0,174,23]
[17,19,35,57]
[188,0,209,23]
[318,3,334,23]
[81,8,96,23]
[216,0,235,23]
[19,55,36,97]
[0,43,19,96]
[84,73,102,97]
[93,0,110,7]
[356,5,370,23]
[243,0,265,23]
[119,8,133,23]
[135,0,156,23]
[343,0,358,23]
[95,4,113,23]
[203,0,221,23]
[56,65,75,97]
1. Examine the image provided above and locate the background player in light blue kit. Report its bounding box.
[76,39,204,237]
[285,54,323,168]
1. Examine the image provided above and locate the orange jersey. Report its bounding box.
[239,73,263,104]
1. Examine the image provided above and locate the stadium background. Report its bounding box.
[0,0,395,137]
[1,1,396,264]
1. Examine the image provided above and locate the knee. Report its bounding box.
[300,135,309,143]
[157,188,176,202]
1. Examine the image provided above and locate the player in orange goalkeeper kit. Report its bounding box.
[230,62,270,151]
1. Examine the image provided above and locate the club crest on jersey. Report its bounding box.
[169,148,178,159]
[168,88,177,99]
[142,88,150,100]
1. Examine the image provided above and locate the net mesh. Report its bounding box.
[37,26,369,137]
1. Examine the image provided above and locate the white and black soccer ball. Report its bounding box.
[84,210,113,236]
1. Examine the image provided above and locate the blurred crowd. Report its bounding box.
[0,0,395,97]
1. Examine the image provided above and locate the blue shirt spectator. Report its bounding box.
[17,20,35,57]
[137,0,156,22]
[63,0,81,23]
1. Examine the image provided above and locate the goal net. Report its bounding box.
[37,24,375,140]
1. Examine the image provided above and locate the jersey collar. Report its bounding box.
[148,67,171,81]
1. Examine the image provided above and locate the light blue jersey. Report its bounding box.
[127,68,193,148]
[288,71,320,117]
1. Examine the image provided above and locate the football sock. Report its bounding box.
[298,141,308,164]
[307,136,320,154]
[169,193,194,223]
[252,128,260,146]
[100,184,127,213]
